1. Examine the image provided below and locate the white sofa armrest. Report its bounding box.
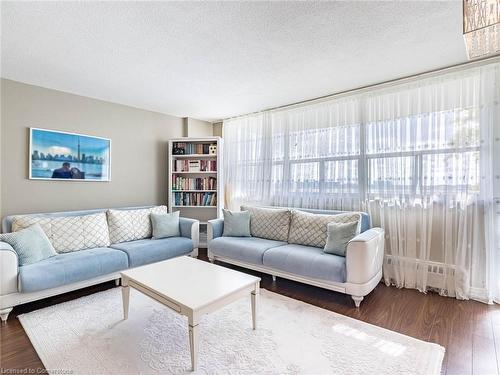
[345,228,385,285]
[179,217,200,250]
[207,218,224,243]
[0,241,18,296]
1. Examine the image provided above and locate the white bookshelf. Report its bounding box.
[168,137,224,248]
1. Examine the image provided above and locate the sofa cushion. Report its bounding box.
[288,210,361,248]
[151,211,181,239]
[18,247,128,293]
[209,237,286,265]
[263,244,346,283]
[50,216,85,251]
[324,221,359,256]
[222,209,251,237]
[81,213,111,249]
[10,213,111,253]
[110,237,193,267]
[241,206,291,242]
[107,206,169,244]
[0,224,57,266]
[107,208,149,243]
[11,215,53,237]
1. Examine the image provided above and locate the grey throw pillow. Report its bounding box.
[0,223,57,265]
[151,211,180,239]
[222,209,251,237]
[323,221,359,256]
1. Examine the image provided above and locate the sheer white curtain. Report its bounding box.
[365,65,498,301]
[270,98,362,211]
[224,97,363,211]
[223,63,500,302]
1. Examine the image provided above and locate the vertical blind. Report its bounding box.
[223,63,500,303]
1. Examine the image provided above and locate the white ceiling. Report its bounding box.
[1,1,467,121]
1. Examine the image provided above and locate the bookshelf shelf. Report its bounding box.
[173,190,217,192]
[173,171,217,174]
[168,137,224,247]
[172,205,217,208]
[173,154,217,159]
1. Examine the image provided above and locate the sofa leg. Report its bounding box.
[351,295,364,308]
[115,278,121,286]
[0,307,13,323]
[272,275,277,282]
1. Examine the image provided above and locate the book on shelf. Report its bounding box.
[175,159,217,172]
[172,176,216,190]
[173,192,217,206]
[172,142,217,155]
[188,160,200,172]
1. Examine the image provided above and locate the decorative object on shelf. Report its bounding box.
[188,160,201,172]
[29,127,111,182]
[173,147,185,155]
[209,144,217,155]
[463,0,500,59]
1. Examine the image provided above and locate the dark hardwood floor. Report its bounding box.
[1,249,499,374]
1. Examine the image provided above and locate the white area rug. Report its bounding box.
[19,288,444,375]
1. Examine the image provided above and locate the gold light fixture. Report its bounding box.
[463,0,500,59]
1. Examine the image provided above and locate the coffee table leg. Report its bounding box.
[188,321,199,371]
[121,280,130,320]
[251,281,259,330]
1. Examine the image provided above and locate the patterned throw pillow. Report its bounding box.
[50,216,85,252]
[82,213,111,249]
[241,206,291,241]
[11,216,53,238]
[107,206,169,244]
[107,209,146,244]
[0,223,57,265]
[11,212,111,253]
[288,210,361,248]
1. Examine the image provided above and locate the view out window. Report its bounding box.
[289,162,320,193]
[368,156,416,194]
[324,159,359,194]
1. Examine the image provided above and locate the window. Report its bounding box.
[365,108,480,198]
[324,159,359,194]
[224,84,485,208]
[254,108,480,202]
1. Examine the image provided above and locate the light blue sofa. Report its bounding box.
[0,206,199,321]
[208,207,384,307]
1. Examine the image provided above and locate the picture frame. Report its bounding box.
[29,127,111,182]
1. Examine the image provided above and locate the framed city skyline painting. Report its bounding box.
[29,128,111,181]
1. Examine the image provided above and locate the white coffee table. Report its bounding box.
[120,256,261,371]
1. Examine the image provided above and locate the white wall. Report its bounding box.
[1,79,184,217]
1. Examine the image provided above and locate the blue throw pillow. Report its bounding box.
[323,221,359,256]
[222,209,251,237]
[151,211,181,239]
[0,223,57,265]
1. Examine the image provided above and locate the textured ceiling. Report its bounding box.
[1,1,467,121]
